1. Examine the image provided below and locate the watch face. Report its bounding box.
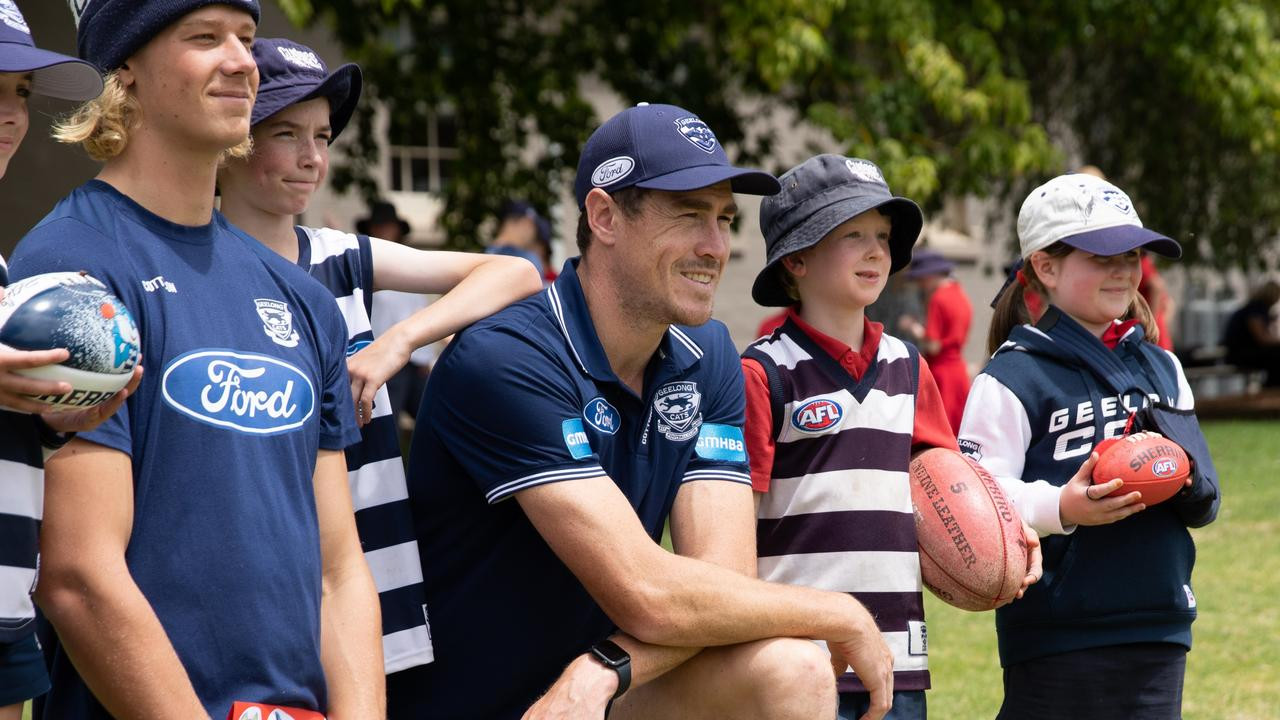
[592,641,630,666]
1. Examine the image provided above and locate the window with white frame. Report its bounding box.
[388,107,458,194]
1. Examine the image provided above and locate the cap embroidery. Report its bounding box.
[844,158,885,185]
[277,45,324,71]
[674,117,718,154]
[591,156,635,187]
[1,0,30,33]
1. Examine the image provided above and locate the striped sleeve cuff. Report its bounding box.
[681,467,752,485]
[486,465,607,504]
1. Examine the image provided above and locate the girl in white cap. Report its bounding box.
[959,173,1220,720]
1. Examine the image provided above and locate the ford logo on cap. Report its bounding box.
[162,349,315,435]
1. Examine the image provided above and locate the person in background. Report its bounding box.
[487,199,557,283]
[358,201,436,424]
[1222,280,1280,388]
[902,249,972,433]
[217,37,544,679]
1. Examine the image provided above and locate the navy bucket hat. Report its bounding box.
[250,38,361,142]
[752,154,923,307]
[574,102,779,208]
[0,0,102,100]
[70,0,261,73]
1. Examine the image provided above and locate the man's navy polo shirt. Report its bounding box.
[398,258,751,719]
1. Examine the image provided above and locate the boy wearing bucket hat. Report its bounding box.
[0,4,120,718]
[9,3,381,719]
[741,155,1041,720]
[218,37,542,678]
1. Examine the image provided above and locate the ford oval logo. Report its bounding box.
[162,349,315,435]
[1151,458,1179,477]
[791,398,843,432]
[591,156,635,187]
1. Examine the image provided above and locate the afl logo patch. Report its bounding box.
[583,396,620,435]
[591,156,635,187]
[1151,458,1179,477]
[791,398,842,433]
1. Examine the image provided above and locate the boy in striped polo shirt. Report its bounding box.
[741,155,957,720]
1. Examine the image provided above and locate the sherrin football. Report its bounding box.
[1092,434,1190,507]
[909,448,1028,611]
[0,272,140,411]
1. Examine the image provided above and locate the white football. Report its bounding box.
[0,272,141,411]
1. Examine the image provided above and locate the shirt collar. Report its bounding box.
[546,258,706,385]
[786,306,883,378]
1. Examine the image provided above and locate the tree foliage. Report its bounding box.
[281,0,1280,266]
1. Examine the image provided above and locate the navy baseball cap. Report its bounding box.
[752,154,923,307]
[574,102,779,208]
[0,1,102,101]
[251,38,361,142]
[71,0,261,72]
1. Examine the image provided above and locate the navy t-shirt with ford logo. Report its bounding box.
[393,258,751,719]
[10,180,359,719]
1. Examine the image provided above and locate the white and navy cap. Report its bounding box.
[70,0,260,72]
[574,102,779,208]
[251,38,361,143]
[0,0,102,101]
[1018,173,1181,259]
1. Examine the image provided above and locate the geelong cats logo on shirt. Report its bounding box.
[162,349,315,435]
[653,381,702,442]
[255,299,300,348]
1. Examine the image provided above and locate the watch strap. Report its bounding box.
[589,640,631,700]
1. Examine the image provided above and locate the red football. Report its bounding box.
[909,448,1028,612]
[1092,434,1190,507]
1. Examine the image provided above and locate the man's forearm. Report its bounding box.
[38,568,207,719]
[319,560,384,719]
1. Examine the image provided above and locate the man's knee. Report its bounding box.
[747,638,838,717]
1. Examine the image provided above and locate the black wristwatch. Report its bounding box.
[589,639,631,708]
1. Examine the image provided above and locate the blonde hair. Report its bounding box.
[987,243,1158,354]
[54,71,253,162]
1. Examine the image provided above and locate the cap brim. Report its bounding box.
[0,44,103,101]
[751,195,923,307]
[252,64,363,142]
[636,164,781,197]
[1060,224,1182,259]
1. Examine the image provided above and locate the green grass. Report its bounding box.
[925,419,1280,719]
[20,421,1279,720]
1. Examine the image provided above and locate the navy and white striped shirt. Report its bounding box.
[296,226,434,673]
[1,252,44,645]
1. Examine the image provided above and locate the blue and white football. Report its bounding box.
[0,272,141,411]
